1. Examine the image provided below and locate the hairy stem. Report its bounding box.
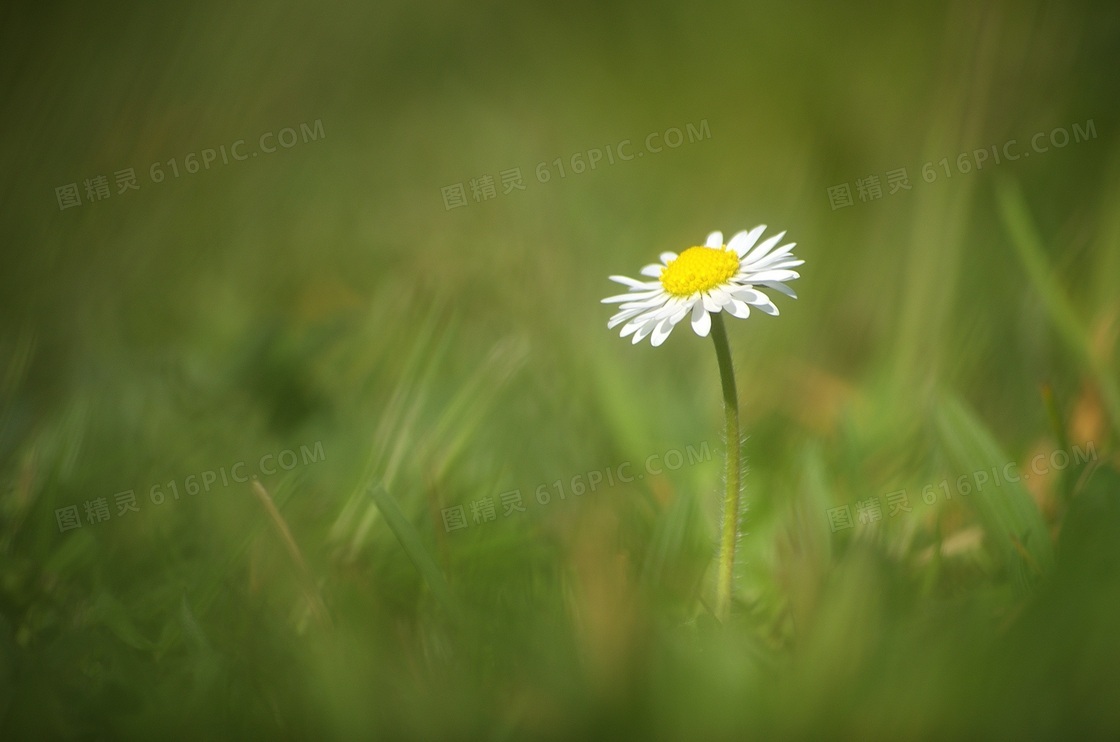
[710,312,741,623]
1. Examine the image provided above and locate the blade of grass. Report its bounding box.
[996,177,1120,437]
[639,480,700,589]
[935,391,1054,590]
[368,482,463,623]
[1040,383,1074,507]
[86,591,157,651]
[331,304,449,558]
[250,479,332,628]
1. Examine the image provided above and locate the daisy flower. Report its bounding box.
[600,223,806,623]
[602,226,803,346]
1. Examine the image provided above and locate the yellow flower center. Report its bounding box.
[659,246,739,297]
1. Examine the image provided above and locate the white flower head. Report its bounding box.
[602,226,803,346]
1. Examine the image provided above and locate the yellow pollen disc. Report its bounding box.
[659,246,739,297]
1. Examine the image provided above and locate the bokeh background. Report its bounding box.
[3,0,1120,738]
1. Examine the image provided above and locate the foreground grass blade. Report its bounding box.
[996,177,1120,436]
[935,392,1054,589]
[368,483,463,622]
[250,479,332,628]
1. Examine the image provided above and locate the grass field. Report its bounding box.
[2,1,1119,738]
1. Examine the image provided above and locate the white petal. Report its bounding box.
[608,305,647,329]
[609,275,654,288]
[602,289,661,304]
[729,286,768,305]
[617,287,668,303]
[751,294,779,315]
[650,316,676,346]
[743,255,802,273]
[746,256,803,272]
[702,292,721,312]
[643,301,680,323]
[640,264,664,278]
[704,231,723,248]
[632,316,660,344]
[731,225,767,257]
[746,269,799,283]
[660,251,678,264]
[661,296,691,318]
[619,319,643,337]
[754,241,797,263]
[759,281,797,299]
[618,294,671,310]
[726,230,749,255]
[647,296,687,319]
[668,300,691,324]
[691,302,711,336]
[709,286,733,307]
[743,230,785,263]
[620,307,662,335]
[726,299,751,318]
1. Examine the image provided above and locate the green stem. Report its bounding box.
[710,312,741,623]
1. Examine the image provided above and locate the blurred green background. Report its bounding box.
[2,0,1120,738]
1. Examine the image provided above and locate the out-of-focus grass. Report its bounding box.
[2,0,1119,738]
